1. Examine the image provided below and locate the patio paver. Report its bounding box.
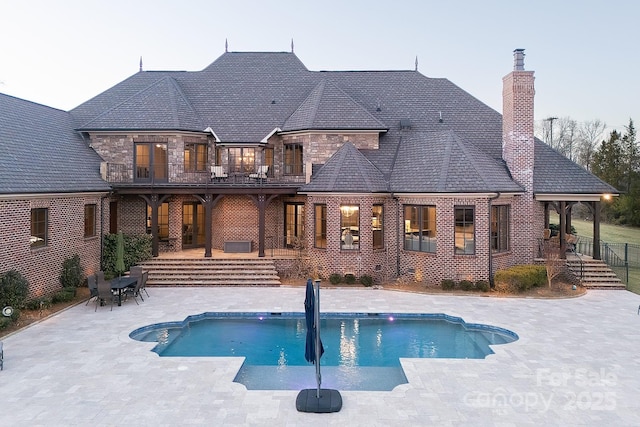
[1,287,639,426]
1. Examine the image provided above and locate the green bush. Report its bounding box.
[0,316,12,329]
[360,275,374,287]
[441,279,455,290]
[102,233,152,276]
[475,280,490,292]
[329,273,343,285]
[344,273,356,284]
[0,270,29,308]
[459,280,474,291]
[52,288,76,303]
[60,254,83,288]
[25,296,53,310]
[494,265,546,293]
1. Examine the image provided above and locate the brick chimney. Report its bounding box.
[502,48,535,193]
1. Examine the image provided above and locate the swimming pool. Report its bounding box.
[130,312,518,391]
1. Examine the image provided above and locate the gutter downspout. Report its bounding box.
[488,192,500,288]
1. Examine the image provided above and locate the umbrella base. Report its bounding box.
[296,388,342,413]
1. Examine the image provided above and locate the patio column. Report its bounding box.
[204,194,213,258]
[559,201,567,259]
[593,201,601,260]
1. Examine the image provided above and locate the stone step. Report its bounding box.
[139,257,281,287]
[565,259,624,289]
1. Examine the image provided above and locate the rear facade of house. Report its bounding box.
[0,48,617,295]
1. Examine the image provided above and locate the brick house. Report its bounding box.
[0,48,617,294]
[0,95,111,296]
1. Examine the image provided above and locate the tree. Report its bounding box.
[543,241,564,289]
[576,119,607,171]
[592,130,624,189]
[621,119,638,194]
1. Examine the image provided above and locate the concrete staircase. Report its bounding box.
[566,257,625,289]
[137,258,281,287]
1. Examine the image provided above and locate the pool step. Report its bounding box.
[137,258,281,287]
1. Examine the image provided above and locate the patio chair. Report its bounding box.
[85,273,98,306]
[123,272,146,305]
[139,270,149,298]
[95,275,115,311]
[249,165,269,181]
[211,165,228,181]
[129,267,148,299]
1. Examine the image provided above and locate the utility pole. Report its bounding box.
[544,117,558,148]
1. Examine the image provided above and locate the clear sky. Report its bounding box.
[1,0,637,133]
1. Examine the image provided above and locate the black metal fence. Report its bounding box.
[576,236,640,286]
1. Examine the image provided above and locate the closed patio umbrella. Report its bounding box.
[115,231,125,277]
[296,279,341,413]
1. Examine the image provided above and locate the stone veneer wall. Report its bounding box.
[277,132,379,181]
[0,194,106,297]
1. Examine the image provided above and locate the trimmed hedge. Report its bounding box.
[459,280,474,291]
[360,275,374,287]
[329,273,343,285]
[475,280,490,292]
[102,233,152,277]
[441,279,455,290]
[494,265,547,293]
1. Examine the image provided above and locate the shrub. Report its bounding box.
[494,265,546,293]
[52,288,76,303]
[0,270,29,308]
[360,275,374,287]
[25,296,53,310]
[475,280,490,292]
[102,233,152,276]
[329,273,343,285]
[0,316,11,329]
[441,279,455,290]
[344,273,356,284]
[60,254,83,288]
[459,280,474,291]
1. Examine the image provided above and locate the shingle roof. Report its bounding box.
[0,93,111,194]
[533,140,617,194]
[80,76,204,131]
[388,130,524,193]
[66,50,615,197]
[282,80,387,132]
[300,142,388,193]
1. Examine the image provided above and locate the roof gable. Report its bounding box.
[282,80,387,132]
[300,142,388,193]
[78,76,203,131]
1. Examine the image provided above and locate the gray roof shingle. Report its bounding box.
[300,142,388,193]
[65,50,616,197]
[0,93,111,194]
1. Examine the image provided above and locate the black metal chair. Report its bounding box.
[85,273,98,305]
[95,275,115,311]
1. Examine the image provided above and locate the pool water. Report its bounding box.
[130,312,518,391]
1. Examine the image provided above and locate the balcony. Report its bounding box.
[100,162,306,190]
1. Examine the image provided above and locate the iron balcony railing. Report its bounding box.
[101,162,307,186]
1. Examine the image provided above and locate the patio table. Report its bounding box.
[110,276,137,306]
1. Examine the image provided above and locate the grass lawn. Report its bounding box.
[551,215,640,292]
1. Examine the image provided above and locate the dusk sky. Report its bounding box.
[1,0,637,134]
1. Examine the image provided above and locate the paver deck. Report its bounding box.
[1,287,639,426]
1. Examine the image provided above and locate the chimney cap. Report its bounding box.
[513,49,526,71]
